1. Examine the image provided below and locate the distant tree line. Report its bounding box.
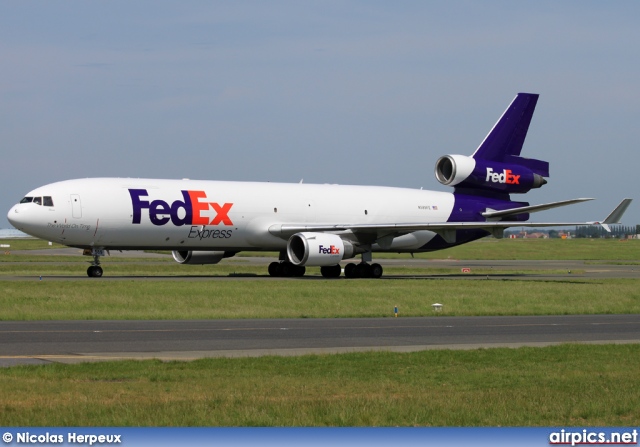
[573,225,639,239]
[505,225,640,239]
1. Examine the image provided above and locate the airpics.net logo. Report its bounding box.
[549,429,638,446]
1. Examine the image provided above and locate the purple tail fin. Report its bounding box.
[472,93,549,177]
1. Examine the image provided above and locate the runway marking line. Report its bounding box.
[1,320,638,335]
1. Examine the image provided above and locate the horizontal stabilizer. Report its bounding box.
[482,198,594,220]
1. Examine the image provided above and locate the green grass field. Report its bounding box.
[1,344,639,426]
[1,278,640,320]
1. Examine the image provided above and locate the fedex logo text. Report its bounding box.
[319,245,340,255]
[129,189,233,226]
[485,167,520,185]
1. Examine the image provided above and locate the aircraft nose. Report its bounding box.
[8,204,18,226]
[7,204,28,230]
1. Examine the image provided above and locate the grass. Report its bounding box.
[0,239,67,250]
[1,344,639,426]
[1,278,639,320]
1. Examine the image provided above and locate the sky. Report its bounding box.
[2,1,640,229]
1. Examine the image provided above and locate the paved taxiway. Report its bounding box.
[2,255,640,281]
[4,248,639,280]
[1,315,640,366]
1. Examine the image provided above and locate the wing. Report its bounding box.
[269,198,632,244]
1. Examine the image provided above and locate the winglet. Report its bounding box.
[590,198,633,232]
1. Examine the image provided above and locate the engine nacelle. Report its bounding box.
[287,232,355,266]
[172,250,233,265]
[435,154,547,194]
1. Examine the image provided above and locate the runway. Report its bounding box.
[1,314,639,366]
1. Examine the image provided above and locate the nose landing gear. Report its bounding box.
[87,265,103,277]
[85,248,106,278]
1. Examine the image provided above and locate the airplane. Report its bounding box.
[7,93,632,279]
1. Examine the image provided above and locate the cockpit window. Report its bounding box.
[19,196,54,206]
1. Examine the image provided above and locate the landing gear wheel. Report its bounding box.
[344,263,357,278]
[320,264,342,278]
[344,262,382,279]
[273,261,306,278]
[355,262,372,278]
[370,263,383,279]
[87,265,103,278]
[268,261,282,277]
[86,248,106,278]
[294,265,306,277]
[280,262,295,277]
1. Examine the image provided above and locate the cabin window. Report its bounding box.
[20,197,33,203]
[43,196,54,207]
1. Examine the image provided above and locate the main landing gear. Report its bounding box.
[320,264,342,278]
[268,250,383,278]
[341,250,383,279]
[343,262,383,279]
[268,261,382,278]
[268,261,306,277]
[318,262,383,278]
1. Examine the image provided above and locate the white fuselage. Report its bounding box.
[8,178,456,252]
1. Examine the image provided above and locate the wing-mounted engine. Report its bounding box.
[287,232,356,266]
[172,250,235,265]
[435,154,547,194]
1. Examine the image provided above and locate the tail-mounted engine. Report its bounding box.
[287,232,356,266]
[435,154,547,194]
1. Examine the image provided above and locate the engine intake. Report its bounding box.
[287,232,355,266]
[435,155,477,186]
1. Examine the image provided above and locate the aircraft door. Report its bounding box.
[70,194,82,218]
